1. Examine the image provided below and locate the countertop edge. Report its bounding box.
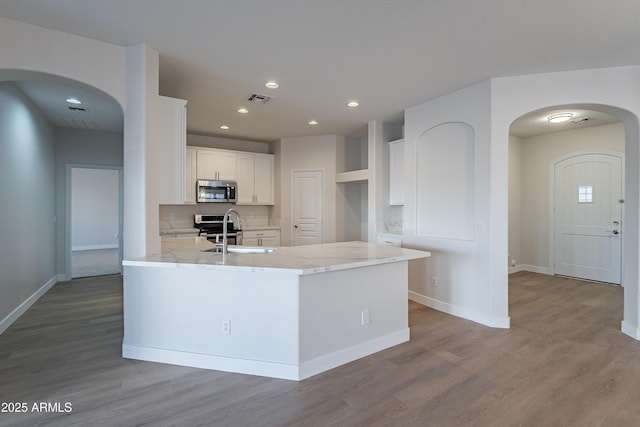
[122,249,430,275]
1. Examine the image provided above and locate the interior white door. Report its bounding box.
[553,153,622,284]
[292,170,324,246]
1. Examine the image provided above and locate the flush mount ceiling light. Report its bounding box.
[547,113,573,123]
[237,107,249,114]
[66,97,82,105]
[265,81,279,89]
[308,120,319,126]
[346,101,359,108]
[220,125,230,130]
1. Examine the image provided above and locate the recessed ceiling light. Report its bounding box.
[548,113,573,123]
[220,125,230,130]
[66,97,82,105]
[237,107,249,114]
[265,81,279,89]
[346,101,359,108]
[308,120,318,126]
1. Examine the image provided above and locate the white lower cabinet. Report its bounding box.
[376,234,403,247]
[242,229,280,247]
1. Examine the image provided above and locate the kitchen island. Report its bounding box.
[122,239,430,380]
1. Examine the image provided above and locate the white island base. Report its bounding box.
[122,241,430,381]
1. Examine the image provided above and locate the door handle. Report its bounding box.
[294,225,298,229]
[612,230,620,235]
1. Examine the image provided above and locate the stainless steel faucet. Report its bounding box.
[223,208,242,255]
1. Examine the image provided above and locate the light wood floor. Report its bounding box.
[1,272,639,426]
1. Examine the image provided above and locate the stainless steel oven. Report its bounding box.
[194,214,242,245]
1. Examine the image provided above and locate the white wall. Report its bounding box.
[370,120,404,236]
[403,66,640,337]
[71,168,120,250]
[124,44,161,259]
[187,134,271,154]
[403,80,506,327]
[0,83,56,333]
[335,136,368,242]
[508,134,523,270]
[0,17,126,107]
[274,135,339,246]
[510,123,625,273]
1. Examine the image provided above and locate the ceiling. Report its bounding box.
[12,80,123,133]
[510,108,619,138]
[1,1,639,141]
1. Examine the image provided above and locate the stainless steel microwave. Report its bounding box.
[196,180,237,203]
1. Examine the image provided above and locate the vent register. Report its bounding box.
[247,93,272,104]
[63,105,99,129]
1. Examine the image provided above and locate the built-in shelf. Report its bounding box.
[336,169,369,184]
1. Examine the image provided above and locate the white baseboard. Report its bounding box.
[123,329,410,381]
[0,275,58,335]
[298,329,409,380]
[508,265,523,274]
[509,264,551,275]
[621,321,640,341]
[408,291,510,329]
[72,244,118,251]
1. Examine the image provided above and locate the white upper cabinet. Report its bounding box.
[186,147,274,206]
[389,139,405,205]
[254,154,274,204]
[236,152,274,205]
[184,147,197,204]
[157,96,187,205]
[236,153,255,204]
[196,149,237,181]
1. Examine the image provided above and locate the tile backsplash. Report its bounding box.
[159,204,272,231]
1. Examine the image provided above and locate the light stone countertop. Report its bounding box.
[123,238,431,275]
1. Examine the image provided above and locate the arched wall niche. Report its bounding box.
[416,121,475,241]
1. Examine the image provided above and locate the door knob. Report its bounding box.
[294,225,299,229]
[612,230,620,235]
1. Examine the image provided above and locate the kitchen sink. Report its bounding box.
[202,245,277,254]
[227,245,277,254]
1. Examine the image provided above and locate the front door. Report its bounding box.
[291,170,324,246]
[553,152,623,284]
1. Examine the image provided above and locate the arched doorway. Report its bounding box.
[505,102,639,338]
[0,71,124,281]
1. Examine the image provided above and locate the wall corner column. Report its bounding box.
[123,44,160,260]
